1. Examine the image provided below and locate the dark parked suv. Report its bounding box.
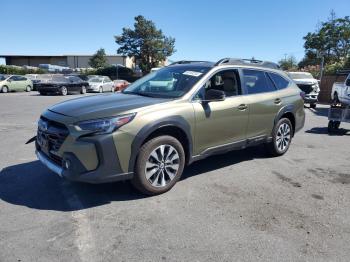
[33,58,305,195]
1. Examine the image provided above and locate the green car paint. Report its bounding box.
[0,75,33,92]
[34,60,305,193]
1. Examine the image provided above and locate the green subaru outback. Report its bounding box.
[33,58,305,195]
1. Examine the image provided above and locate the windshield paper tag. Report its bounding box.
[183,71,203,77]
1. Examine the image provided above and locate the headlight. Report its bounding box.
[312,83,320,92]
[75,113,135,134]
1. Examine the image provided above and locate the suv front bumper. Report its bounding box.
[304,93,319,104]
[36,133,133,184]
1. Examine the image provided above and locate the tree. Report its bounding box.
[115,15,176,73]
[301,11,350,66]
[278,55,298,70]
[89,48,108,68]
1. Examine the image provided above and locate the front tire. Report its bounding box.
[1,86,9,93]
[310,103,316,109]
[265,118,293,157]
[99,87,103,93]
[131,136,185,195]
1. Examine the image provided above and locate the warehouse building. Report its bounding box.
[0,54,134,69]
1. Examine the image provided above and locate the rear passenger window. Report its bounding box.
[268,73,289,90]
[243,69,276,94]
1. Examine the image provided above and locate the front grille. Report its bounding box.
[297,84,313,94]
[37,116,69,165]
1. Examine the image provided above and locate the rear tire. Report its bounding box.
[310,103,316,109]
[25,85,31,92]
[265,118,293,157]
[60,86,68,96]
[131,135,185,195]
[1,86,9,93]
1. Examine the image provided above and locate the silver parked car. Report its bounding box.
[87,76,114,93]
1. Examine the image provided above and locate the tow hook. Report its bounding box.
[25,136,37,144]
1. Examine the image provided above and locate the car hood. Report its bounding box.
[48,93,170,120]
[292,78,318,85]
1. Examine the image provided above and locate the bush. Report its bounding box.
[324,61,347,75]
[85,66,141,82]
[0,65,45,75]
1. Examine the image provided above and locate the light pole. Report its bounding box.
[116,64,119,80]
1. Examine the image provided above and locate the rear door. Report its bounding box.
[104,77,113,91]
[242,69,283,139]
[68,76,81,92]
[192,69,249,155]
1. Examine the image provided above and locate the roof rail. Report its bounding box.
[215,58,280,70]
[168,60,211,66]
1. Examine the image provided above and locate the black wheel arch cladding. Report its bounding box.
[128,116,193,172]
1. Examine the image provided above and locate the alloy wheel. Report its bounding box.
[145,144,180,187]
[61,86,68,96]
[276,123,291,152]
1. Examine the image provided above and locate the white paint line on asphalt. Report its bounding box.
[61,181,97,262]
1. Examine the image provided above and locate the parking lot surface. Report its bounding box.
[0,92,349,262]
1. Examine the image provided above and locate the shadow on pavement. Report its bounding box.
[305,127,350,136]
[0,146,269,211]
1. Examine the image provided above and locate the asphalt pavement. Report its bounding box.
[0,92,349,262]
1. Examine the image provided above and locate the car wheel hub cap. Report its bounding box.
[276,123,291,152]
[145,144,179,188]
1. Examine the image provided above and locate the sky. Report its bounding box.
[1,0,350,65]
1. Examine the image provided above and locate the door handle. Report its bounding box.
[274,98,282,104]
[238,104,248,111]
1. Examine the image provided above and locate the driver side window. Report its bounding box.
[196,69,241,100]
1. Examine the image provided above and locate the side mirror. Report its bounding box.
[204,89,226,102]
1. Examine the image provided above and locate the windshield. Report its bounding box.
[122,66,210,98]
[289,72,314,80]
[89,78,102,83]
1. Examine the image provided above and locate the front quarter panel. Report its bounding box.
[114,100,195,173]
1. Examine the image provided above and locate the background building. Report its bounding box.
[0,54,134,69]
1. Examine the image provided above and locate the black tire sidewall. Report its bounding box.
[132,136,185,195]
